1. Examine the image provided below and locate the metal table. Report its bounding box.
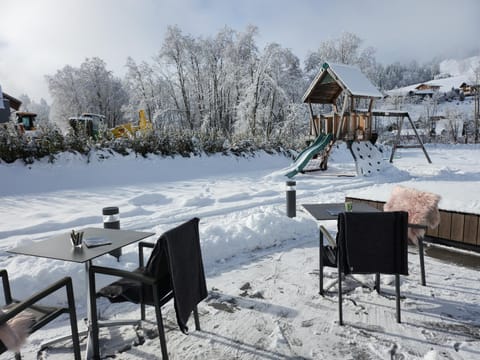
[302,202,379,221]
[8,227,154,359]
[302,203,379,294]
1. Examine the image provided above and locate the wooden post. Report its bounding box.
[349,97,355,139]
[308,100,319,137]
[367,99,374,139]
[335,95,349,140]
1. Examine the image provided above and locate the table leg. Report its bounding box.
[85,260,141,359]
[85,260,97,359]
[319,227,324,295]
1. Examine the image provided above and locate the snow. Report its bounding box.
[1,144,480,359]
[328,62,384,98]
[440,56,480,77]
[387,55,479,97]
[386,74,473,97]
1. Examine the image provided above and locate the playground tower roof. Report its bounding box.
[302,62,383,104]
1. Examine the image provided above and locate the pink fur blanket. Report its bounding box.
[384,186,441,245]
[0,310,33,351]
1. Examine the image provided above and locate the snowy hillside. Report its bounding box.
[386,56,479,96]
[378,56,479,140]
[439,55,480,77]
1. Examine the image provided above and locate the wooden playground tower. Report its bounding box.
[300,62,431,172]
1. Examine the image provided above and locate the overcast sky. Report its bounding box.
[1,0,479,102]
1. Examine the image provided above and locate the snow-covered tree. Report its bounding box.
[305,32,377,81]
[46,58,128,128]
[157,26,194,130]
[236,43,303,140]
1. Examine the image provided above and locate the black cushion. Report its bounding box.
[161,217,208,334]
[337,211,409,276]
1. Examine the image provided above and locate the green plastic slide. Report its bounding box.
[285,133,333,178]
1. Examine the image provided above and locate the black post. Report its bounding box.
[286,180,296,218]
[103,206,121,261]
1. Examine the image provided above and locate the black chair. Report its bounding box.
[0,269,81,359]
[89,217,208,359]
[319,211,409,325]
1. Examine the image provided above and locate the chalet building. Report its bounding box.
[459,82,478,97]
[0,89,22,123]
[407,83,441,98]
[415,84,441,92]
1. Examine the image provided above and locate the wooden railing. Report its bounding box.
[345,196,480,253]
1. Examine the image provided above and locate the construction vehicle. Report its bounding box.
[111,110,153,138]
[68,113,105,137]
[15,111,39,136]
[68,110,153,138]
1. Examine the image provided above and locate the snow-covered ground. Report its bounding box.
[1,143,480,359]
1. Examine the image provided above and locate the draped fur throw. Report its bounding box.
[0,310,33,351]
[384,186,441,245]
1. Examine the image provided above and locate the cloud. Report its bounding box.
[0,0,479,101]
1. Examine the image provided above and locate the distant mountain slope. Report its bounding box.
[440,55,480,77]
[387,56,479,96]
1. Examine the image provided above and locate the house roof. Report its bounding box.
[2,92,22,110]
[302,62,383,104]
[415,84,441,90]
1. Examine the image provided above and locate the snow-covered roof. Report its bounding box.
[302,62,383,104]
[328,63,383,98]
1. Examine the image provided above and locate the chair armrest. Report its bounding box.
[320,226,336,247]
[0,269,12,304]
[0,277,72,324]
[139,241,155,249]
[89,265,158,286]
[139,241,155,268]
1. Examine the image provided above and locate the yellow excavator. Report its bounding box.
[111,110,153,138]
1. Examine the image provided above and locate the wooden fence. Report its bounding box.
[345,196,480,253]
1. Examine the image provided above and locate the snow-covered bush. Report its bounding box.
[0,121,301,165]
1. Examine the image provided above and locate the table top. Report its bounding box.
[302,202,380,221]
[8,227,155,263]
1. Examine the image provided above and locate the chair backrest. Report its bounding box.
[337,211,409,276]
[153,218,208,333]
[384,186,441,244]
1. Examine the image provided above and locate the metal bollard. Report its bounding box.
[286,180,296,218]
[103,206,121,261]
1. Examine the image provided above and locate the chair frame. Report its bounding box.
[318,212,408,326]
[88,241,201,360]
[0,269,81,360]
[408,223,428,286]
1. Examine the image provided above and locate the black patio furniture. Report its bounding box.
[89,217,208,359]
[7,227,154,359]
[320,211,409,325]
[302,202,380,295]
[0,269,81,359]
